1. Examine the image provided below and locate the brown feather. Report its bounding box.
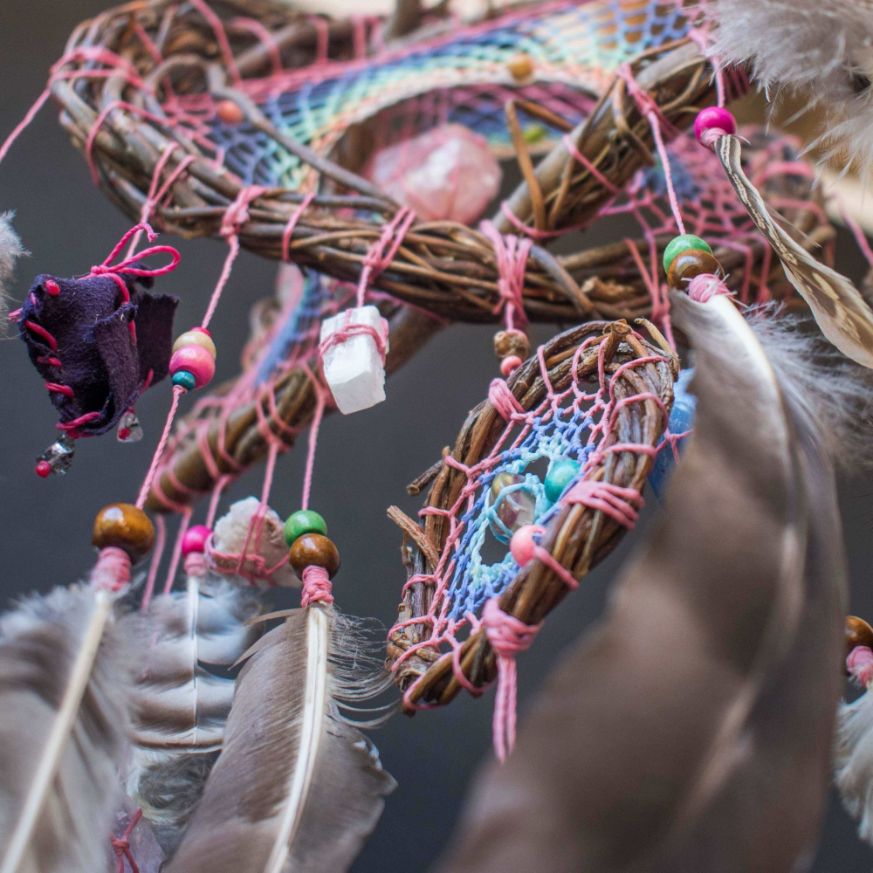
[437,295,847,873]
[165,605,395,873]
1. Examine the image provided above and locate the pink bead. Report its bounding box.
[182,524,212,556]
[500,355,523,377]
[170,345,216,388]
[694,107,737,148]
[510,524,544,566]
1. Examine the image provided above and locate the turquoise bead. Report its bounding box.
[544,458,581,503]
[283,509,328,547]
[171,370,197,391]
[662,234,712,274]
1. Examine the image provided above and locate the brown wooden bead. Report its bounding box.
[92,503,155,561]
[846,615,873,655]
[289,533,341,578]
[666,249,721,289]
[507,53,535,81]
[493,329,530,360]
[216,99,244,125]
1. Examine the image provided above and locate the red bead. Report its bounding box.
[44,279,60,297]
[694,107,737,148]
[169,345,215,388]
[35,460,52,478]
[216,99,244,125]
[182,525,212,556]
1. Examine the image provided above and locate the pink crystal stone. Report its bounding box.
[182,524,212,556]
[365,124,502,223]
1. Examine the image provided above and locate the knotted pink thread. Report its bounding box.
[482,597,541,762]
[111,808,143,873]
[481,221,532,331]
[318,313,389,364]
[301,565,334,608]
[184,550,208,578]
[91,547,132,592]
[562,479,643,529]
[356,207,416,307]
[488,378,524,421]
[848,645,873,688]
[687,273,732,303]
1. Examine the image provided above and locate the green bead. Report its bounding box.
[283,509,328,547]
[171,370,197,391]
[544,458,581,503]
[662,234,712,274]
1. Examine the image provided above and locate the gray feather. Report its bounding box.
[123,576,261,855]
[438,295,847,873]
[165,605,396,873]
[0,584,132,873]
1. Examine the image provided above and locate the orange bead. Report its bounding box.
[666,249,721,289]
[216,99,244,125]
[507,54,535,81]
[846,615,873,654]
[92,503,155,561]
[288,533,341,578]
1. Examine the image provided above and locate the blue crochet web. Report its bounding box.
[201,0,690,188]
[445,402,597,620]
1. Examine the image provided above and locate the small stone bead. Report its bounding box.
[173,328,217,358]
[172,370,197,391]
[170,345,216,388]
[544,458,581,503]
[182,525,212,556]
[216,99,244,125]
[510,524,542,566]
[694,107,737,147]
[93,503,155,561]
[493,329,530,360]
[507,53,535,81]
[283,510,328,547]
[846,616,873,656]
[289,533,341,578]
[662,234,712,274]
[666,249,722,289]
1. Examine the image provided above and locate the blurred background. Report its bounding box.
[1,1,872,870]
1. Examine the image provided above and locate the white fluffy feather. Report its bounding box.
[0,211,24,319]
[706,0,873,173]
[836,689,873,843]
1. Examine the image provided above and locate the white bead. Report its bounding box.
[319,305,389,415]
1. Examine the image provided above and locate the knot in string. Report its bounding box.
[562,478,643,529]
[220,185,267,239]
[319,315,389,364]
[91,547,132,592]
[480,220,532,331]
[301,564,334,608]
[848,645,873,688]
[488,377,524,421]
[184,551,208,578]
[482,597,542,763]
[356,207,416,306]
[687,273,732,303]
[90,222,181,281]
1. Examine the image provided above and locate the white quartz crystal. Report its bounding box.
[319,305,389,414]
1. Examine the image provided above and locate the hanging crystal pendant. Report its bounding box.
[488,472,537,543]
[35,434,76,477]
[116,410,144,443]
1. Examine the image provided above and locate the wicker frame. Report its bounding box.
[387,318,676,708]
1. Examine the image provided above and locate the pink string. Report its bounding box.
[488,378,524,421]
[648,111,685,235]
[481,597,541,762]
[111,808,143,873]
[140,514,167,611]
[301,564,334,607]
[318,315,389,363]
[184,550,209,577]
[848,645,873,688]
[562,479,643,529]
[0,88,50,166]
[300,378,328,512]
[687,273,732,303]
[90,547,132,592]
[282,193,316,261]
[480,221,532,330]
[136,387,183,509]
[356,207,416,307]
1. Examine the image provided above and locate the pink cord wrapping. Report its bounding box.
[687,273,733,303]
[90,547,132,592]
[301,565,334,608]
[111,808,143,873]
[480,220,532,331]
[356,207,416,307]
[848,645,873,688]
[184,550,209,578]
[318,316,389,363]
[136,386,184,509]
[562,479,643,529]
[481,597,541,762]
[488,378,524,421]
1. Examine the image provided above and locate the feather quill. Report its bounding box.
[714,134,873,370]
[123,575,261,855]
[0,584,132,873]
[165,602,396,873]
[438,294,847,873]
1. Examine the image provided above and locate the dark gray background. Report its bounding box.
[2,1,873,869]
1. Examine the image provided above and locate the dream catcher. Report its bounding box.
[1,0,873,871]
